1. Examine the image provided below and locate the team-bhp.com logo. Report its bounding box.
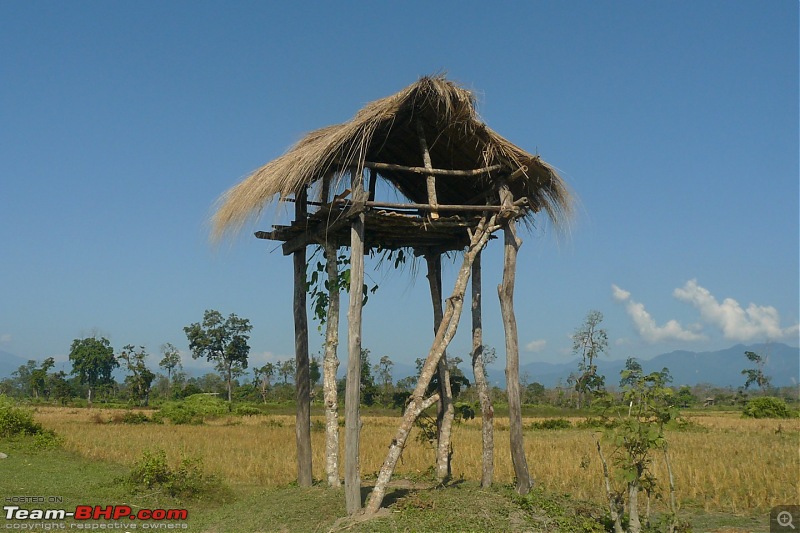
[4,504,188,521]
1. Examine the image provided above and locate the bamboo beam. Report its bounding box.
[508,165,528,181]
[362,198,526,212]
[345,168,365,514]
[293,186,313,487]
[416,119,439,219]
[336,160,502,177]
[360,161,502,177]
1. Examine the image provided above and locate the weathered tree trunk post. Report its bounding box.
[293,185,313,487]
[426,253,454,483]
[345,168,366,513]
[629,476,642,533]
[471,251,494,488]
[497,184,532,495]
[364,214,499,514]
[322,174,342,487]
[416,119,439,219]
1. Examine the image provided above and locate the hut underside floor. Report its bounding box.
[257,208,486,254]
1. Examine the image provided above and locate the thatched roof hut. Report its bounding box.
[210,76,575,510]
[212,76,571,252]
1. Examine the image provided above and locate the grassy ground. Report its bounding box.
[0,437,609,532]
[1,405,794,531]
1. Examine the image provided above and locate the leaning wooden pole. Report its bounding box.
[345,169,366,514]
[426,253,454,483]
[497,185,532,495]
[364,214,499,515]
[471,251,494,488]
[293,186,313,487]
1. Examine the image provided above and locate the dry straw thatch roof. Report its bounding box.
[212,76,572,241]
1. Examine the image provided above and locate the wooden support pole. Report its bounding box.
[345,168,366,514]
[364,214,500,515]
[323,180,341,488]
[293,186,313,487]
[416,119,440,219]
[426,253,453,483]
[497,183,532,495]
[471,251,494,488]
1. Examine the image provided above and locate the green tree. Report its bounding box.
[741,350,771,393]
[524,382,546,404]
[619,358,642,388]
[29,358,55,399]
[159,343,182,385]
[48,371,73,404]
[597,366,680,533]
[571,310,608,408]
[184,310,252,403]
[253,363,276,403]
[375,355,394,405]
[11,360,36,397]
[277,359,295,384]
[118,345,155,406]
[360,349,378,406]
[676,386,695,408]
[310,356,322,387]
[69,337,118,407]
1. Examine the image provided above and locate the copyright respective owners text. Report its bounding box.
[3,498,190,530]
[772,506,800,532]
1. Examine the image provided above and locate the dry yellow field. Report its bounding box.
[34,407,799,515]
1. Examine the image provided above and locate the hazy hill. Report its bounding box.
[508,343,799,388]
[0,350,29,378]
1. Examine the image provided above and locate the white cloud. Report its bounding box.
[612,284,705,343]
[673,279,799,341]
[611,285,630,301]
[524,339,547,353]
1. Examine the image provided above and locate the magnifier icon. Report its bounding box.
[778,511,796,529]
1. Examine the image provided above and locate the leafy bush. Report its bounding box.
[0,395,44,437]
[126,448,228,499]
[234,405,261,416]
[529,418,572,430]
[743,397,796,419]
[158,394,229,425]
[576,417,619,429]
[120,411,153,424]
[0,395,62,448]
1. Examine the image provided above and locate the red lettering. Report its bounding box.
[112,506,131,520]
[74,506,92,520]
[166,509,188,520]
[138,509,151,520]
[94,506,114,519]
[151,509,166,520]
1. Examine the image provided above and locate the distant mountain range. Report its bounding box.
[0,350,30,379]
[508,343,799,388]
[1,343,797,389]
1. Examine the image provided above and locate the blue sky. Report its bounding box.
[1,1,797,378]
